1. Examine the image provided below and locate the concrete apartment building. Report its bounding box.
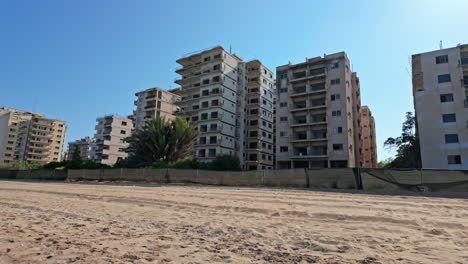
[412,44,468,169]
[174,46,276,169]
[275,52,362,169]
[67,136,94,161]
[90,115,133,165]
[359,106,377,168]
[133,87,181,130]
[0,107,67,164]
[242,60,276,170]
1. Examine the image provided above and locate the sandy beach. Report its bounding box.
[0,180,467,264]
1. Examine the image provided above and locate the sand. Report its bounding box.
[0,180,467,264]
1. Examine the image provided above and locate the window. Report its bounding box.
[280,146,288,152]
[202,79,210,85]
[438,74,451,83]
[331,94,341,101]
[448,155,461,164]
[204,56,211,62]
[330,79,340,85]
[280,116,288,122]
[332,127,343,134]
[333,144,343,151]
[440,93,454,103]
[213,64,221,71]
[279,72,288,79]
[436,55,448,64]
[442,113,456,123]
[445,134,459,143]
[279,102,288,107]
[279,131,288,137]
[332,110,342,117]
[329,62,339,69]
[121,121,127,126]
[279,88,288,93]
[310,68,325,75]
[120,130,126,135]
[213,54,221,59]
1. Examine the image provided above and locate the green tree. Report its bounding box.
[384,112,421,168]
[71,145,82,162]
[125,117,197,166]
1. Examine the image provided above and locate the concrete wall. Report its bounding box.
[2,168,467,193]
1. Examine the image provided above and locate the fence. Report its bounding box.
[0,169,68,180]
[1,168,468,192]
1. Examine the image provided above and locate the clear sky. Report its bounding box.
[1,0,468,161]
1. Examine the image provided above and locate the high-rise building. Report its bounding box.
[359,106,377,168]
[242,60,276,170]
[275,52,362,168]
[174,46,276,169]
[0,107,67,164]
[133,87,181,130]
[412,44,468,169]
[90,115,133,165]
[67,136,94,161]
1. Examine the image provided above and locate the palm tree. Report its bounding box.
[125,117,197,166]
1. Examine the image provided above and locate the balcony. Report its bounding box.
[463,77,468,87]
[198,138,222,146]
[27,157,49,162]
[291,115,327,127]
[461,57,468,66]
[290,68,326,82]
[291,147,328,159]
[144,104,156,110]
[31,133,53,139]
[28,145,51,150]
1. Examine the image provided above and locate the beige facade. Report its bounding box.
[134,87,181,130]
[275,52,362,168]
[412,44,468,169]
[0,107,67,164]
[91,115,133,165]
[67,136,94,161]
[174,46,275,169]
[359,106,377,168]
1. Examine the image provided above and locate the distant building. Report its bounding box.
[67,136,94,161]
[275,52,362,168]
[133,87,180,130]
[90,115,133,165]
[359,106,377,168]
[0,107,67,164]
[412,44,468,169]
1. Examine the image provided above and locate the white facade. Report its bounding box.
[412,44,468,169]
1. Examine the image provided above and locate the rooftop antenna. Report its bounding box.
[439,40,443,50]
[229,45,232,54]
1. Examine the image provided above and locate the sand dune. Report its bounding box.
[0,181,467,263]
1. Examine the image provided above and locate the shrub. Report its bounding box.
[169,157,203,169]
[206,155,241,171]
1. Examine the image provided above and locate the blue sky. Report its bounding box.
[1,0,467,161]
